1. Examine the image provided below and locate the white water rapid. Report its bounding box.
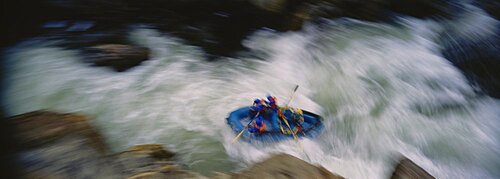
[4,6,499,179]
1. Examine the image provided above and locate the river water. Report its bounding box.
[4,4,500,179]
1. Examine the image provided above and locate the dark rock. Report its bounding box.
[7,111,115,178]
[125,144,176,160]
[6,111,205,178]
[224,154,344,179]
[127,168,206,179]
[128,168,205,179]
[114,144,175,176]
[390,158,435,179]
[114,144,205,178]
[8,111,107,153]
[83,44,150,72]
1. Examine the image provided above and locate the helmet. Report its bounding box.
[267,95,275,102]
[256,116,264,125]
[254,99,261,104]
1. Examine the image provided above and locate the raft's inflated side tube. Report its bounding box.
[226,106,324,142]
[227,107,251,132]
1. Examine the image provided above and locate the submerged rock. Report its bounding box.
[222,154,343,179]
[83,44,150,72]
[390,158,435,179]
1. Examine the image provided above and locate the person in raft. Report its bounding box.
[248,115,266,133]
[249,95,278,114]
[250,98,267,115]
[265,95,278,112]
[249,95,280,133]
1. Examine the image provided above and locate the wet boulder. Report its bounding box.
[127,166,206,179]
[223,154,344,179]
[390,158,435,179]
[7,111,114,178]
[114,144,205,178]
[6,111,206,178]
[114,144,176,176]
[8,111,107,153]
[83,44,150,72]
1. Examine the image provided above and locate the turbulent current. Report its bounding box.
[4,5,500,179]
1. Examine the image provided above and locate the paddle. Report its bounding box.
[231,111,259,143]
[281,113,298,139]
[281,85,302,149]
[286,85,300,106]
[276,85,299,134]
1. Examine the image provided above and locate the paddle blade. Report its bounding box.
[231,129,246,143]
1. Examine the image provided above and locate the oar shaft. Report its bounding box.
[286,85,299,106]
[231,112,259,143]
[282,85,302,149]
[232,127,247,143]
[282,117,298,140]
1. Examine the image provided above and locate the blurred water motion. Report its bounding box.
[2,0,500,179]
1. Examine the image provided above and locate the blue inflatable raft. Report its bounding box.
[227,106,324,142]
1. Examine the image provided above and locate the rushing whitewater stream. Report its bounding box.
[3,4,500,179]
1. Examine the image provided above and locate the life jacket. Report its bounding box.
[257,122,266,133]
[251,99,268,112]
[250,116,266,133]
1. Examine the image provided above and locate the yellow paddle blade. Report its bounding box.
[231,128,246,143]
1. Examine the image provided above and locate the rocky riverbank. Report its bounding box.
[2,111,436,178]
